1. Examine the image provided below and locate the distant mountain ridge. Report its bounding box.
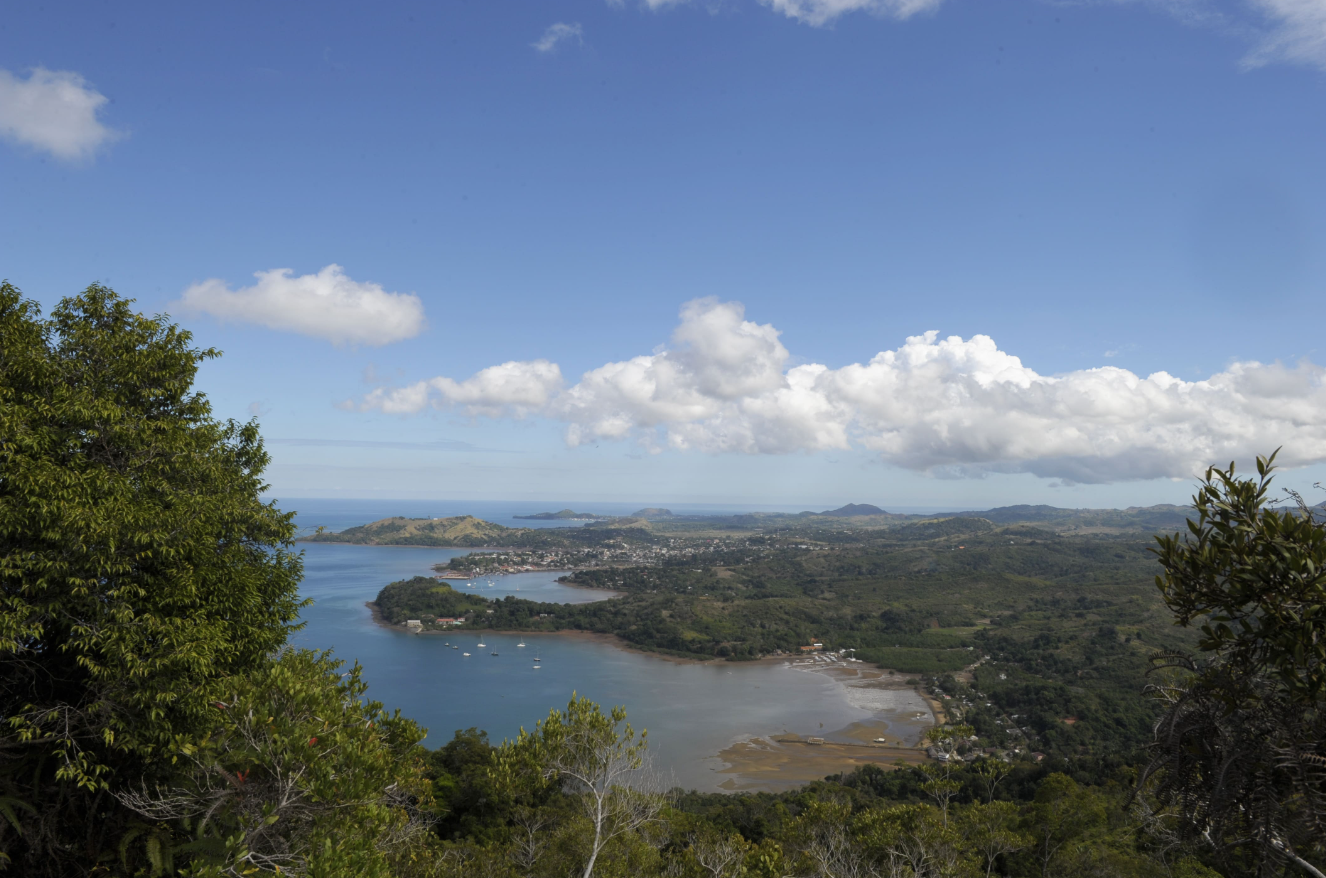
[935,503,1192,531]
[298,501,1207,548]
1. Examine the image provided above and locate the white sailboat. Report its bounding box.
[517,641,525,648]
[462,652,471,656]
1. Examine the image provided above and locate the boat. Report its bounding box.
[491,651,499,656]
[477,643,485,648]
[532,665,541,669]
[517,642,525,648]
[462,652,470,657]
[874,737,887,743]
[451,645,458,650]
[533,657,541,662]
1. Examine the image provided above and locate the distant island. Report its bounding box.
[630,507,674,519]
[299,515,518,547]
[514,509,605,520]
[820,503,887,517]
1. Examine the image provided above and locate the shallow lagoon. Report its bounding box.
[292,542,931,791]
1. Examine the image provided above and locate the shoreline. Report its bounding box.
[299,540,527,550]
[366,602,937,789]
[368,605,937,721]
[364,604,784,667]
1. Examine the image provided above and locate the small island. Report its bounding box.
[514,509,606,520]
[299,515,518,547]
[819,503,888,517]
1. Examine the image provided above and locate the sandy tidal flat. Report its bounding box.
[713,656,936,792]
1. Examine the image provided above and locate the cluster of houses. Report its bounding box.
[441,535,768,578]
[403,617,464,632]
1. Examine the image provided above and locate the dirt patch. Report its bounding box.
[715,726,929,792]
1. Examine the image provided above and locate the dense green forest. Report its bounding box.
[3,285,1321,876]
[375,576,493,622]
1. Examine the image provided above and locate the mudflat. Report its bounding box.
[716,721,929,792]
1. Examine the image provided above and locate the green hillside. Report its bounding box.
[300,515,518,547]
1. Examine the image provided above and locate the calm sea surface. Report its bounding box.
[285,509,932,791]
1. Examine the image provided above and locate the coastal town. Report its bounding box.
[434,537,759,578]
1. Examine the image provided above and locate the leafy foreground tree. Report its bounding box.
[1143,454,1326,877]
[490,694,667,878]
[0,283,434,876]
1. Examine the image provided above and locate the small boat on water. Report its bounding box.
[451,645,458,650]
[517,642,525,648]
[491,651,499,656]
[462,652,471,657]
[532,665,541,669]
[477,643,486,648]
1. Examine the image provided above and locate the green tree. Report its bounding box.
[115,649,436,877]
[1144,454,1326,877]
[0,284,435,876]
[0,282,304,871]
[1021,773,1106,878]
[495,694,664,878]
[918,725,975,828]
[955,801,1027,878]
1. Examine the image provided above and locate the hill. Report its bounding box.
[299,515,518,547]
[937,504,1192,532]
[372,577,492,624]
[631,507,675,518]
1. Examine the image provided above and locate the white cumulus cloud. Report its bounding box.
[354,298,1326,483]
[0,67,123,161]
[178,264,426,346]
[532,22,585,53]
[357,360,564,417]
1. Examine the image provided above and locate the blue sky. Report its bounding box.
[3,0,1325,509]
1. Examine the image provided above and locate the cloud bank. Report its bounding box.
[178,264,426,346]
[0,67,123,161]
[354,298,1326,483]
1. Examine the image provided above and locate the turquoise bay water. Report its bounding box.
[291,542,929,791]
